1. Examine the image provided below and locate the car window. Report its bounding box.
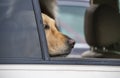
[0,0,44,63]
[52,0,120,59]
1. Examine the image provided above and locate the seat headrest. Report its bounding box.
[84,4,120,47]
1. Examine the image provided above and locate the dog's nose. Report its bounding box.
[68,39,75,48]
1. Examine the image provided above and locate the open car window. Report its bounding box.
[50,0,120,65]
[56,0,90,58]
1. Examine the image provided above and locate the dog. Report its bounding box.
[39,0,75,56]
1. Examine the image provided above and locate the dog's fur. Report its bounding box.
[39,0,75,56]
[42,13,74,56]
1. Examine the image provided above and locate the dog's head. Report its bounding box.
[42,13,75,56]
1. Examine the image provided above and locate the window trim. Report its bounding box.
[32,0,50,61]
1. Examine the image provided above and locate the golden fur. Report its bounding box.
[42,13,75,56]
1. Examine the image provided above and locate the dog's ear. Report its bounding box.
[39,0,57,19]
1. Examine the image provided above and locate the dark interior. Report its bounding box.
[81,4,120,58]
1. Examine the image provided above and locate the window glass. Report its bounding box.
[0,0,42,61]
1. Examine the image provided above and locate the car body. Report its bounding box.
[0,0,120,78]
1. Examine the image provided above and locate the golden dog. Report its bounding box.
[42,13,75,56]
[39,0,75,56]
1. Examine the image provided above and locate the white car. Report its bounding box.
[0,0,120,78]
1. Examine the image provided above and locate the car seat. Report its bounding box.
[81,4,120,58]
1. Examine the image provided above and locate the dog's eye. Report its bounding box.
[44,25,50,30]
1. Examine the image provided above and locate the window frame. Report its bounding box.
[32,0,50,61]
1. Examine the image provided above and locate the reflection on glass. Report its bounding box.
[58,6,86,43]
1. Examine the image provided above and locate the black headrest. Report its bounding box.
[84,4,120,47]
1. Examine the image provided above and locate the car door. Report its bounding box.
[0,0,120,78]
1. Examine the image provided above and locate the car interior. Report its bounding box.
[56,0,120,59]
[81,4,120,58]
